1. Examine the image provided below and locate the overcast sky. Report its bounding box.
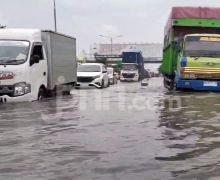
[0,0,220,54]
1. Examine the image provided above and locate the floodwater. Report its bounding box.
[1,78,220,180]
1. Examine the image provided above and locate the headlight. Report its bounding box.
[14,82,31,97]
[181,73,196,79]
[189,74,196,79]
[182,74,189,79]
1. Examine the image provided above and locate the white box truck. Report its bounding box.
[0,29,77,103]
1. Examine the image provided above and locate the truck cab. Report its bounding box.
[176,34,220,90]
[0,29,47,103]
[120,63,139,81]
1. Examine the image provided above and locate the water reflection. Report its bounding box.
[156,92,220,179]
[1,79,220,180]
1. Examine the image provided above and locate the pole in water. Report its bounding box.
[53,0,57,32]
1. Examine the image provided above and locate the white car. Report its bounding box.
[76,63,109,88]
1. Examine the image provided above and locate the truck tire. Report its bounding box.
[164,77,175,90]
[38,88,46,101]
[62,91,71,95]
[62,84,72,95]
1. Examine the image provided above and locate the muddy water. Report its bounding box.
[1,78,220,180]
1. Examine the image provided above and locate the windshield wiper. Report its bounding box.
[0,59,11,64]
[200,52,220,58]
[194,57,200,60]
[0,59,25,64]
[190,55,219,59]
[207,54,220,58]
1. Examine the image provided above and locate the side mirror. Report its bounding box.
[102,70,107,73]
[172,38,183,53]
[173,41,181,52]
[31,55,40,65]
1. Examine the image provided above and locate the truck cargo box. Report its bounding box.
[165,7,220,34]
[42,31,77,90]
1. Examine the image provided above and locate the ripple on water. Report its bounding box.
[1,79,220,180]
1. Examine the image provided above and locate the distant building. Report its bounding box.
[96,43,163,58]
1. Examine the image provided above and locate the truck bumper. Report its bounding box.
[120,77,139,82]
[76,82,101,88]
[76,78,102,88]
[176,79,220,91]
[0,93,34,103]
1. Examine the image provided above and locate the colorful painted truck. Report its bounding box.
[161,7,220,91]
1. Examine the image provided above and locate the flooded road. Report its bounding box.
[1,78,220,180]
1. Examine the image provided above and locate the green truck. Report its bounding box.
[161,7,220,91]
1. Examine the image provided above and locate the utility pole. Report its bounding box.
[53,0,57,32]
[110,37,113,60]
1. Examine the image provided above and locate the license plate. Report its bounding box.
[203,81,218,87]
[79,83,89,86]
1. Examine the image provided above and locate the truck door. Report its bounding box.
[29,43,48,98]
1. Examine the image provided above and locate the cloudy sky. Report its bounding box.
[0,0,220,54]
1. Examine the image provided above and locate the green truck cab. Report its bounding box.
[161,7,220,91]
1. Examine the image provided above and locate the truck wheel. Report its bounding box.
[62,91,71,95]
[62,85,72,95]
[38,88,46,101]
[164,77,174,90]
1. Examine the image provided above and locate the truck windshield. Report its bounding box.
[78,65,101,72]
[122,64,138,71]
[184,36,220,57]
[0,41,30,65]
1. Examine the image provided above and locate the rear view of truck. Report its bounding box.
[42,31,77,96]
[161,7,220,91]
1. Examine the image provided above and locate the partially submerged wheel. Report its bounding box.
[62,91,71,95]
[38,88,46,101]
[164,76,175,90]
